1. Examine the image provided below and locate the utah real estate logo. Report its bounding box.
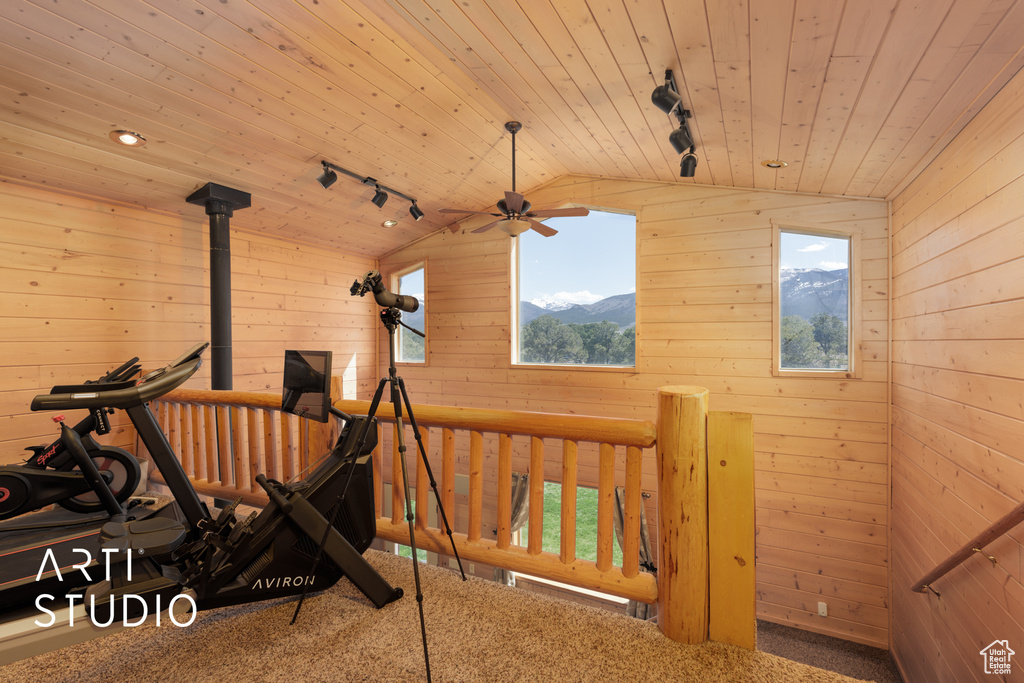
[980,640,1014,675]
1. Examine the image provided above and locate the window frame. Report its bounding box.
[771,222,861,379]
[510,207,639,371]
[391,260,427,366]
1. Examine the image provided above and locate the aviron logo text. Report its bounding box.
[251,575,317,590]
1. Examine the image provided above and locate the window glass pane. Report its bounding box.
[779,231,850,371]
[517,210,636,366]
[397,266,425,363]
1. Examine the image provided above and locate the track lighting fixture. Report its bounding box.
[680,149,697,178]
[316,160,422,221]
[316,162,338,189]
[669,125,693,154]
[652,69,699,178]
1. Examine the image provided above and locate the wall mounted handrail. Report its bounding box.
[912,498,1024,594]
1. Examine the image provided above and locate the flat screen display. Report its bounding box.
[281,350,332,423]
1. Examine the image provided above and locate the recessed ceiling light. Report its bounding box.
[109,130,146,147]
[382,219,398,227]
[761,159,787,169]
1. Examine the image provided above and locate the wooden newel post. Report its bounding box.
[656,385,710,643]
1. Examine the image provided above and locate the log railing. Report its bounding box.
[143,384,754,648]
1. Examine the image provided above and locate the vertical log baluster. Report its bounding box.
[561,440,578,564]
[372,421,383,518]
[442,428,455,524]
[468,430,483,542]
[216,405,232,488]
[596,442,615,572]
[497,433,512,549]
[391,423,403,526]
[528,436,545,555]
[262,409,277,481]
[203,405,217,483]
[415,429,429,530]
[231,407,248,491]
[622,445,643,578]
[247,407,261,490]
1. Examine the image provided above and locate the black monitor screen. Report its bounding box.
[281,350,332,423]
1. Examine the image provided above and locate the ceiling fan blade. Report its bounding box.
[472,219,503,233]
[528,207,590,218]
[527,218,558,237]
[504,191,526,215]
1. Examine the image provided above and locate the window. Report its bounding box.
[393,263,425,363]
[773,226,857,375]
[513,209,636,367]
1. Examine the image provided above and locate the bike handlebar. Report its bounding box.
[31,345,207,413]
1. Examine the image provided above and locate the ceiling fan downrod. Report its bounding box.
[505,121,521,195]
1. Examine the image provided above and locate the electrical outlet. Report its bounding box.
[817,601,828,617]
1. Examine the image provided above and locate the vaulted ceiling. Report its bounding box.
[1,0,1022,257]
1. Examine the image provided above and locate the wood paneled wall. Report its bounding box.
[0,181,379,460]
[380,176,890,646]
[890,66,1024,681]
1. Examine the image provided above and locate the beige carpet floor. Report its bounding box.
[0,549,874,682]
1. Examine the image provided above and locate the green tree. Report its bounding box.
[610,325,635,365]
[521,315,587,363]
[568,321,619,364]
[780,315,827,368]
[810,312,847,355]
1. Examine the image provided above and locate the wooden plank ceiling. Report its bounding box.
[0,0,1022,257]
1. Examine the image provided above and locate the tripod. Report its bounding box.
[357,306,466,682]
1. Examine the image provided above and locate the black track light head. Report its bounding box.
[409,203,424,221]
[669,125,694,154]
[371,187,388,208]
[317,163,338,189]
[680,151,698,178]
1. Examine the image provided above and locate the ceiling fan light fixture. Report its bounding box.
[497,219,531,237]
[371,187,388,208]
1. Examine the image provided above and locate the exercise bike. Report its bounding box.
[1,342,401,660]
[0,357,144,521]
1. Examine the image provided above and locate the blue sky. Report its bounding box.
[780,231,849,271]
[519,210,636,307]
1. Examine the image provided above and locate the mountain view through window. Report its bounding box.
[778,230,851,371]
[516,210,636,366]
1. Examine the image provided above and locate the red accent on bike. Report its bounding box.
[52,415,65,423]
[0,488,9,503]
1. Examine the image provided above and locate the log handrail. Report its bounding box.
[912,498,1024,594]
[163,388,657,447]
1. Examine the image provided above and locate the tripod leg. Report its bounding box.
[398,377,467,580]
[394,411,432,682]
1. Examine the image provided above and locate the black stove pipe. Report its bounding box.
[186,183,251,390]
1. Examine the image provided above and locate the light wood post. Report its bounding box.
[656,385,709,644]
[708,411,756,649]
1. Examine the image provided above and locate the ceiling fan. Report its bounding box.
[439,121,589,237]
